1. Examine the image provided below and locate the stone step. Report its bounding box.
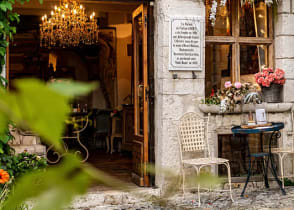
[10,135,41,145]
[10,144,46,157]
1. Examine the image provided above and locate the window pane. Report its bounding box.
[240,45,268,84]
[205,44,232,96]
[205,0,232,36]
[240,1,268,37]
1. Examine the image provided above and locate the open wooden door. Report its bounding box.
[132,4,149,187]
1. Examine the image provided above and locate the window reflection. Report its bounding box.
[240,45,268,84]
[205,0,232,36]
[240,1,268,38]
[205,44,232,96]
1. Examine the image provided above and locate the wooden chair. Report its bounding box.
[110,116,123,154]
[271,110,294,188]
[93,110,111,152]
[175,112,233,206]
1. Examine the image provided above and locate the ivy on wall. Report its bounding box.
[0,0,43,86]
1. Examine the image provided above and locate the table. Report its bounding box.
[46,112,89,163]
[231,123,286,197]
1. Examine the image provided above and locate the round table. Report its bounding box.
[231,122,286,197]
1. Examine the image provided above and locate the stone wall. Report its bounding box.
[275,0,294,102]
[154,0,294,188]
[154,0,205,188]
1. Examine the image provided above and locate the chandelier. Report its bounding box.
[40,0,98,48]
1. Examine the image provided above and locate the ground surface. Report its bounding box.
[70,185,294,210]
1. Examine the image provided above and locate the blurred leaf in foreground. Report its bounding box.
[48,80,97,98]
[3,154,91,210]
[0,79,96,151]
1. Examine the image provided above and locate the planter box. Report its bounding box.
[199,103,293,114]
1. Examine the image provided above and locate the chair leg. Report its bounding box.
[181,167,186,198]
[106,136,110,153]
[224,162,234,202]
[110,136,114,154]
[192,166,201,207]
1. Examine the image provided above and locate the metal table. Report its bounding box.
[47,112,89,163]
[231,122,286,197]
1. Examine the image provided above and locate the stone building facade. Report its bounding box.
[7,0,294,189]
[154,0,294,188]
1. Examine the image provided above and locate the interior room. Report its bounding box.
[10,0,143,183]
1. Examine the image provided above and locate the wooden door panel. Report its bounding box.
[131,139,144,186]
[132,4,149,187]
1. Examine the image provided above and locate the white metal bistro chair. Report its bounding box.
[271,110,294,188]
[176,112,233,206]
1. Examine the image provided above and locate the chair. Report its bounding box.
[271,110,294,188]
[93,110,112,152]
[110,116,123,154]
[176,112,233,206]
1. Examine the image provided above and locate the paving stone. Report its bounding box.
[69,186,294,209]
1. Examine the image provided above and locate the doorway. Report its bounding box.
[8,0,155,187]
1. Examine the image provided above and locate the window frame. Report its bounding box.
[205,0,274,83]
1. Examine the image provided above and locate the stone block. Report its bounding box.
[161,78,204,95]
[162,94,201,120]
[282,79,294,102]
[21,135,40,145]
[275,14,294,36]
[11,144,46,156]
[275,58,294,78]
[277,0,292,14]
[275,36,294,58]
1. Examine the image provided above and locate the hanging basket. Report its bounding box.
[262,83,282,103]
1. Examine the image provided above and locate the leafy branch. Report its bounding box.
[0,0,43,87]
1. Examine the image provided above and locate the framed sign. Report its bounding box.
[256,109,267,125]
[169,16,204,71]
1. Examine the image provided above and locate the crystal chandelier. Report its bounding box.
[40,0,98,48]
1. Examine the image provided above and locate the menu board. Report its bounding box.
[169,16,203,71]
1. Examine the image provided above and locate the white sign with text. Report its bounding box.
[169,16,203,71]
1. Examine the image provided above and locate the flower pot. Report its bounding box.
[262,84,282,103]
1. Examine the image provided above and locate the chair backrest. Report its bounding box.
[176,112,210,159]
[95,112,111,134]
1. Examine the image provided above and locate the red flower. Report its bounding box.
[210,89,215,97]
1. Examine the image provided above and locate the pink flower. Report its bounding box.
[280,79,286,85]
[224,81,232,88]
[234,82,242,89]
[262,71,269,77]
[257,77,264,84]
[275,68,285,79]
[267,74,274,83]
[255,72,262,80]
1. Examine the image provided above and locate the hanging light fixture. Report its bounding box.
[40,0,98,48]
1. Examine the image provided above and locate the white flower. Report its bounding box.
[209,0,218,26]
[220,99,228,113]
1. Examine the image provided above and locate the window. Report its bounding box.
[205,0,273,96]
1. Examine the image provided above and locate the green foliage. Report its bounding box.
[0,0,42,87]
[0,123,14,155]
[0,79,95,151]
[0,152,47,179]
[3,155,90,210]
[202,96,221,105]
[284,178,294,186]
[0,79,97,209]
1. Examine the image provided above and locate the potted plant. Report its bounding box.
[255,68,286,103]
